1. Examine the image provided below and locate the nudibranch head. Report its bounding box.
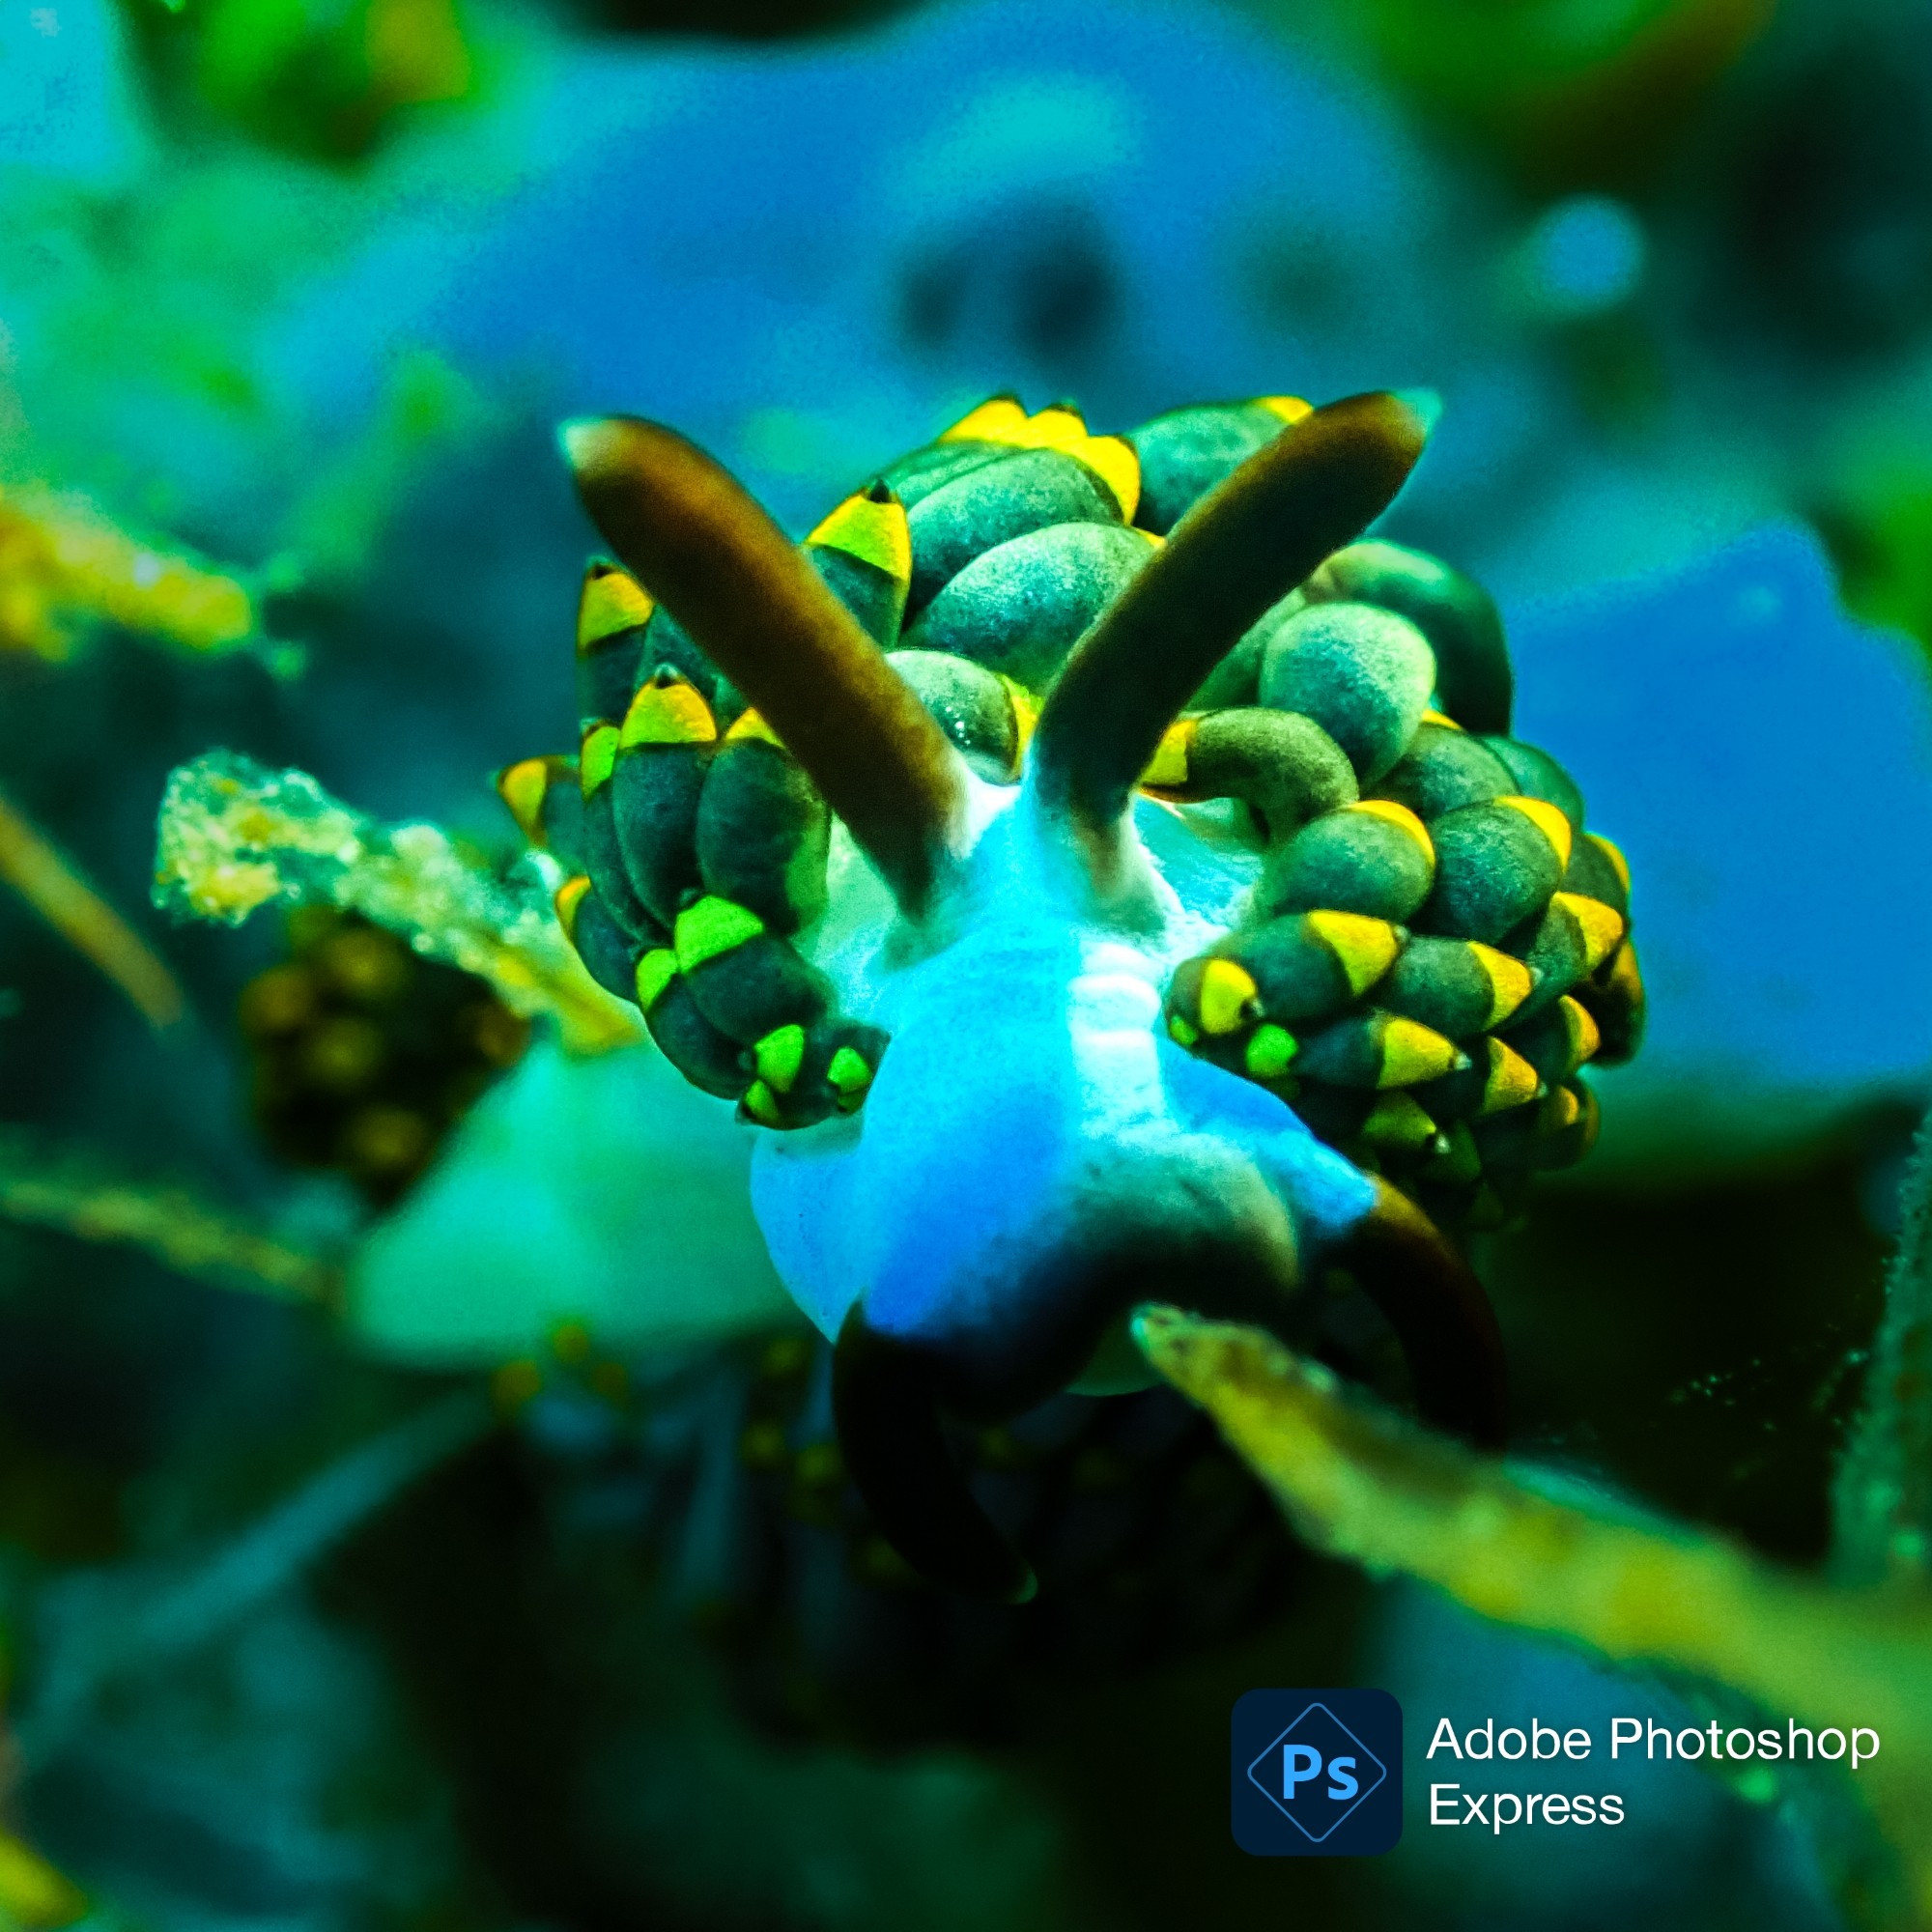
[507,388,1645,1599]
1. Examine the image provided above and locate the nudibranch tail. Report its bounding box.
[562,416,969,917]
[833,1308,1037,1603]
[1331,1179,1508,1448]
[831,1175,1505,1602]
[1029,390,1431,845]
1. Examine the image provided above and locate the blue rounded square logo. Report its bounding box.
[1232,1689,1403,1856]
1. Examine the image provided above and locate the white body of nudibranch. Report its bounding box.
[753,773,1378,1401]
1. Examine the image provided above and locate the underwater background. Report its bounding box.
[7,0,1932,1923]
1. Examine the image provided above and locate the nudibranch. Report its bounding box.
[499,389,1645,1601]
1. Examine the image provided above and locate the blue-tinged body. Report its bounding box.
[753,781,1378,1398]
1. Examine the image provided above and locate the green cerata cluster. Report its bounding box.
[1148,525,1644,1232]
[497,390,1643,1225]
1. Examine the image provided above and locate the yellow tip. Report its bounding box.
[635,948,677,1009]
[1560,994,1603,1067]
[1012,403,1088,448]
[0,1828,89,1926]
[753,1023,808,1093]
[742,1080,784,1126]
[674,895,766,973]
[724,707,782,747]
[1587,831,1632,897]
[1068,434,1141,522]
[496,756,552,844]
[1602,936,1642,1000]
[577,561,655,653]
[1306,910,1402,996]
[1478,1037,1542,1115]
[1252,394,1314,425]
[939,394,1029,443]
[1500,795,1575,870]
[1244,1023,1299,1080]
[998,674,1039,774]
[1363,1090,1435,1151]
[1199,957,1260,1036]
[553,874,592,937]
[621,674,718,748]
[579,723,620,794]
[1138,718,1195,790]
[1378,1015,1461,1088]
[1350,798,1436,867]
[827,1044,876,1099]
[1550,892,1625,971]
[1468,942,1535,1027]
[1256,395,1314,426]
[807,490,912,584]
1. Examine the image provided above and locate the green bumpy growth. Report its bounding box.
[501,390,1643,1222]
[1154,685,1640,1232]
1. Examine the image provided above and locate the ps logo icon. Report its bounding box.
[1231,1689,1402,1856]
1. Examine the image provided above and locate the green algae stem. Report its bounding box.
[1835,1115,1932,1585]
[0,1132,342,1307]
[1136,1306,1932,1929]
[0,483,258,661]
[152,749,643,1054]
[0,782,185,1031]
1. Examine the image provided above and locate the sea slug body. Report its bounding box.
[503,388,1644,1597]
